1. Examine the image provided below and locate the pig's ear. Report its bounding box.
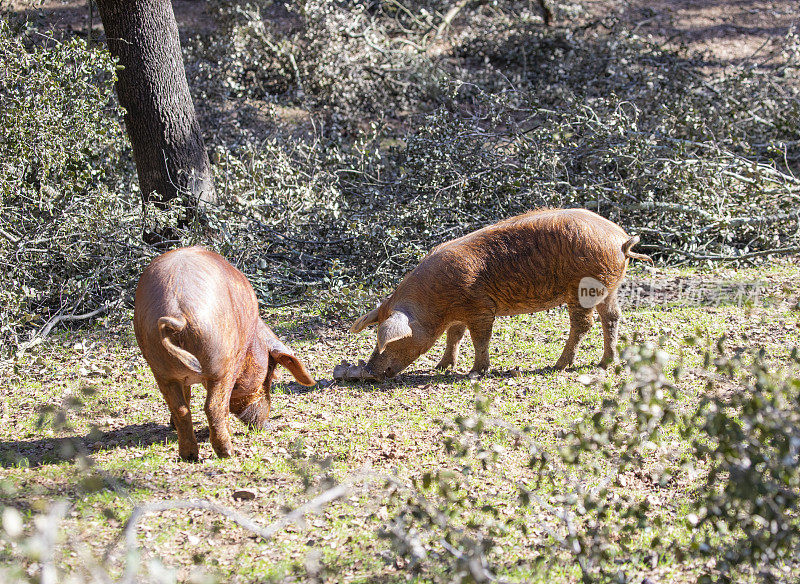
[350,307,380,334]
[269,342,316,386]
[377,310,413,353]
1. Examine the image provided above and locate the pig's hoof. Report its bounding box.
[212,444,235,458]
[468,361,490,378]
[435,358,455,370]
[180,450,200,463]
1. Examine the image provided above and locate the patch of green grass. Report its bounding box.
[1,265,799,582]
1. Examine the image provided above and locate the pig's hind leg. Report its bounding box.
[596,291,621,367]
[155,376,199,462]
[169,384,192,429]
[436,323,467,371]
[204,376,236,458]
[554,304,594,370]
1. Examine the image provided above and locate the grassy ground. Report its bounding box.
[1,261,799,583]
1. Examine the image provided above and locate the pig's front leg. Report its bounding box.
[468,317,495,374]
[436,323,467,370]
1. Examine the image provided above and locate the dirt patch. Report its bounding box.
[5,0,217,36]
[7,1,799,69]
[585,0,799,68]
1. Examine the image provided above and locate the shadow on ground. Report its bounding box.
[0,422,210,468]
[324,363,595,388]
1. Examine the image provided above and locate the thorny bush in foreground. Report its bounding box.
[380,338,800,583]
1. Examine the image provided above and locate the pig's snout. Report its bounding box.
[333,359,381,382]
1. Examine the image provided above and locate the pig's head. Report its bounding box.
[344,306,433,380]
[232,323,315,430]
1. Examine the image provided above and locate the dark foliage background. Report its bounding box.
[1,0,799,354]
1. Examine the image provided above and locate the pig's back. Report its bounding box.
[479,208,629,272]
[402,209,631,317]
[133,247,259,380]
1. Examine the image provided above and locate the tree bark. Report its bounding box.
[537,0,553,26]
[95,0,215,218]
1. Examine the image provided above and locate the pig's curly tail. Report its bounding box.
[622,235,653,263]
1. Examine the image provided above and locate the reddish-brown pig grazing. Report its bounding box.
[343,209,651,380]
[134,247,315,460]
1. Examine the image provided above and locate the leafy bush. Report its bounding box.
[2,2,800,350]
[378,337,800,583]
[690,342,800,582]
[0,18,143,358]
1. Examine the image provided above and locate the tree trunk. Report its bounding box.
[95,0,215,219]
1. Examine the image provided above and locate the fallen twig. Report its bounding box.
[0,226,21,244]
[39,304,111,339]
[434,0,468,40]
[15,301,117,359]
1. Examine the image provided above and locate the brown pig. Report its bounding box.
[133,246,315,460]
[342,208,650,380]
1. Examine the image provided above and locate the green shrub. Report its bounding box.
[0,18,142,357]
[380,338,800,582]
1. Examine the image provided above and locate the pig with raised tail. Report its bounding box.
[336,209,650,381]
